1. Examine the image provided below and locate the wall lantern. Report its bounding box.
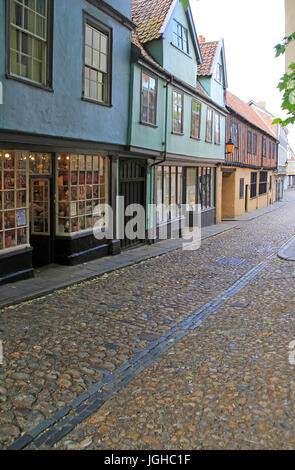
[225,138,235,155]
[285,160,289,167]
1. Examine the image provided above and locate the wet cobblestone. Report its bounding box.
[1,191,295,449]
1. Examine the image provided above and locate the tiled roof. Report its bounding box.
[197,41,219,76]
[131,30,163,69]
[226,91,277,139]
[132,0,175,43]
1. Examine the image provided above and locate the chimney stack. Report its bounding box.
[199,35,206,44]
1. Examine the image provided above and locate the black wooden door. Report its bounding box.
[119,159,146,250]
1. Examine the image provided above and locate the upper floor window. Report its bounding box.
[272,142,276,159]
[141,72,157,126]
[253,133,257,155]
[215,63,222,84]
[172,20,189,54]
[247,131,252,154]
[172,90,184,134]
[269,141,272,158]
[206,108,213,143]
[214,113,220,144]
[262,136,266,157]
[9,0,50,86]
[84,21,110,104]
[230,121,239,148]
[191,100,201,139]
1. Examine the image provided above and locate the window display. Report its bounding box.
[0,151,29,250]
[30,179,50,235]
[56,154,108,235]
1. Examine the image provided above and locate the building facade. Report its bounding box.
[129,0,228,243]
[221,92,277,219]
[0,0,134,284]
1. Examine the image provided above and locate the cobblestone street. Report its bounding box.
[1,191,295,450]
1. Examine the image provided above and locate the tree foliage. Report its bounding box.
[273,33,295,127]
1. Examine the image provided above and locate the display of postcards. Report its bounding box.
[71,155,79,170]
[5,229,16,248]
[78,201,85,215]
[59,186,69,201]
[85,200,92,214]
[93,172,98,184]
[79,186,85,200]
[4,191,15,209]
[93,156,99,171]
[71,171,78,185]
[4,171,15,189]
[86,171,92,184]
[17,228,27,245]
[17,173,26,189]
[71,187,78,200]
[5,211,15,229]
[70,202,77,217]
[79,155,85,170]
[16,153,27,170]
[86,185,92,199]
[79,172,85,185]
[86,215,93,229]
[4,155,15,169]
[86,156,92,171]
[16,209,26,227]
[93,185,98,197]
[16,190,27,208]
[78,216,85,231]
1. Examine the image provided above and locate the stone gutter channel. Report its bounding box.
[8,257,272,450]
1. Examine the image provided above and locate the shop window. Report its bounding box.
[9,0,50,86]
[186,168,196,210]
[0,151,29,251]
[156,166,183,223]
[29,153,51,175]
[198,167,214,209]
[31,178,50,234]
[84,21,110,104]
[56,154,108,235]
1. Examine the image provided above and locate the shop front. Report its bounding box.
[0,150,111,285]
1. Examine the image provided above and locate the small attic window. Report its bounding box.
[172,19,189,54]
[215,63,223,84]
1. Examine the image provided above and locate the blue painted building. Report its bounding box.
[0,0,134,284]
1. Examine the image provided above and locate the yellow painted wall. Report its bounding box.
[221,167,275,219]
[286,0,295,73]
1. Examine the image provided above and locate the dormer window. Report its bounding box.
[172,20,189,54]
[215,63,222,84]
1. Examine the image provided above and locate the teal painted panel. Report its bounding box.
[0,0,131,145]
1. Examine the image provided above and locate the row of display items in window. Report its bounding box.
[0,190,27,209]
[0,171,27,190]
[0,152,27,170]
[58,215,104,234]
[58,171,103,186]
[58,185,105,202]
[57,154,104,172]
[0,228,28,250]
[0,210,28,231]
[58,200,102,218]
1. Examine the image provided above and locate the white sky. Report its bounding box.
[190,0,295,149]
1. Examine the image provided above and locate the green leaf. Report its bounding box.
[272,118,282,124]
[180,0,190,10]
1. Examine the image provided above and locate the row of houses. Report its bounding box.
[0,0,290,285]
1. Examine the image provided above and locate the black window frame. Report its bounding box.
[140,70,158,127]
[239,178,245,199]
[230,121,239,148]
[247,131,252,154]
[172,19,189,54]
[82,12,113,107]
[259,171,267,195]
[262,136,266,157]
[253,133,257,155]
[6,0,54,91]
[250,172,257,199]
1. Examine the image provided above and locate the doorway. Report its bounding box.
[119,159,146,250]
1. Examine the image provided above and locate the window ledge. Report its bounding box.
[171,131,184,136]
[170,42,192,59]
[190,135,201,141]
[82,96,112,107]
[6,73,54,93]
[139,121,158,128]
[205,139,213,144]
